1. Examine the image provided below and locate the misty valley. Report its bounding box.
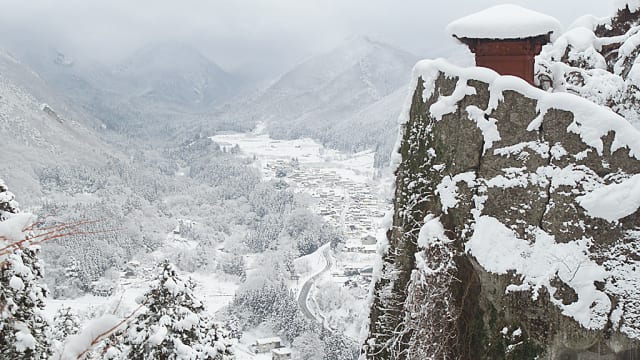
[0,34,407,360]
[3,2,640,360]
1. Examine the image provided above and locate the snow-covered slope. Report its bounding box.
[0,49,114,202]
[113,43,236,109]
[536,4,640,129]
[236,37,418,157]
[16,44,242,139]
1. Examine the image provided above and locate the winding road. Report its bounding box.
[298,246,333,321]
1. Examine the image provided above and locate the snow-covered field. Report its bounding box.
[212,131,375,183]
[44,265,239,323]
[212,128,388,248]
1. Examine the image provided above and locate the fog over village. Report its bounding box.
[2,1,640,360]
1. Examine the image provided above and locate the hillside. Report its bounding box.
[113,43,236,110]
[0,49,115,202]
[234,36,417,159]
[19,43,243,140]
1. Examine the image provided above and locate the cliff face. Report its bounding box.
[363,60,640,359]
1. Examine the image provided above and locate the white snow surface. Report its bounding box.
[568,15,608,31]
[9,275,25,291]
[15,330,36,352]
[467,216,610,330]
[417,215,449,248]
[446,4,562,41]
[577,174,640,222]
[435,172,476,213]
[0,212,33,246]
[59,314,122,360]
[466,105,501,153]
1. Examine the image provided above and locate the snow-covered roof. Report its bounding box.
[255,337,282,345]
[272,347,292,355]
[446,4,562,41]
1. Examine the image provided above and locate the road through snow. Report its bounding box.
[298,246,332,321]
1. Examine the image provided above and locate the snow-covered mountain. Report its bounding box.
[0,49,116,201]
[235,37,418,157]
[15,43,242,139]
[113,43,236,110]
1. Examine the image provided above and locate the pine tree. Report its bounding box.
[0,179,52,359]
[122,260,234,359]
[53,306,80,342]
[0,248,52,359]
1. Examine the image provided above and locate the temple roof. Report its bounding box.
[447,4,562,41]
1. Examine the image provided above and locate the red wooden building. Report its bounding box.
[447,4,562,84]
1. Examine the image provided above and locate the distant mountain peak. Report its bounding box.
[345,35,385,48]
[117,42,225,74]
[110,42,237,109]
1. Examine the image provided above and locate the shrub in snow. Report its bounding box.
[222,313,242,340]
[230,278,316,341]
[320,331,358,360]
[218,253,246,279]
[284,208,342,256]
[120,260,234,359]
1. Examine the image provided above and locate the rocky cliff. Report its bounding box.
[363,58,640,359]
[537,4,640,129]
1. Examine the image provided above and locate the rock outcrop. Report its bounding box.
[363,59,640,359]
[537,4,640,129]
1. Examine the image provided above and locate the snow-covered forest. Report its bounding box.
[2,1,640,359]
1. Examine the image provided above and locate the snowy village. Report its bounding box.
[1,1,640,359]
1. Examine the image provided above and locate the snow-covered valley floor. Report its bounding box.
[44,129,389,357]
[212,130,389,343]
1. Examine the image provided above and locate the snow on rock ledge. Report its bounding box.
[577,174,640,222]
[446,4,562,41]
[407,58,640,160]
[467,216,610,330]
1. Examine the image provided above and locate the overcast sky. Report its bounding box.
[0,0,616,79]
